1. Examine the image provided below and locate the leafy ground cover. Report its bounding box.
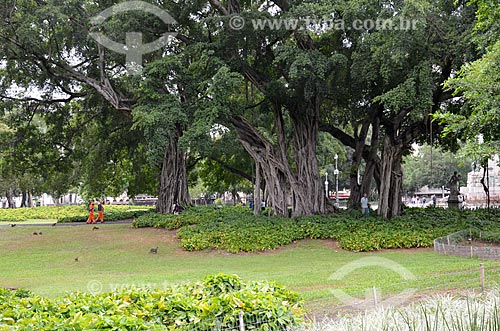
[134,206,500,252]
[0,274,303,330]
[0,205,152,223]
[303,290,500,331]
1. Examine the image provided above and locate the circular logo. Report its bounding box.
[229,15,246,31]
[89,1,178,75]
[328,257,416,309]
[87,280,104,295]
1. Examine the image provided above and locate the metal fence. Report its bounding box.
[434,230,500,259]
[304,263,500,318]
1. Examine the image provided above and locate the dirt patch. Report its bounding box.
[322,240,342,251]
[122,227,179,244]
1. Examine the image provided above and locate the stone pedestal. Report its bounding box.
[448,199,461,210]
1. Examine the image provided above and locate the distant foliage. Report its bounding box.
[0,205,153,223]
[133,206,252,230]
[135,206,500,252]
[402,144,473,192]
[0,274,303,330]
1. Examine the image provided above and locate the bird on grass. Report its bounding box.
[75,257,79,262]
[9,224,16,227]
[52,223,57,227]
[92,226,99,231]
[32,231,42,235]
[149,247,158,254]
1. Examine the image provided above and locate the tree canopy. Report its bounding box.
[437,0,500,161]
[0,0,492,219]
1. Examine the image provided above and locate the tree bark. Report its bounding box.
[320,113,380,211]
[6,189,15,208]
[253,162,261,215]
[480,162,490,211]
[156,125,191,214]
[289,106,325,216]
[378,135,404,219]
[20,191,27,208]
[357,117,381,207]
[231,103,324,217]
[231,116,289,216]
[27,191,33,207]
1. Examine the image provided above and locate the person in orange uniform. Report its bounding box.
[86,200,96,224]
[97,200,104,223]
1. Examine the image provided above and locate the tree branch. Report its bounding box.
[319,123,357,149]
[208,0,229,15]
[208,156,252,182]
[270,0,290,11]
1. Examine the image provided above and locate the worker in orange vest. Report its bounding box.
[86,200,96,224]
[97,200,104,223]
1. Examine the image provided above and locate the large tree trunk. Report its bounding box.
[480,162,490,211]
[156,125,190,214]
[20,191,27,208]
[231,116,289,216]
[249,148,289,216]
[232,112,324,217]
[289,107,325,216]
[351,158,379,209]
[27,191,33,207]
[378,136,404,219]
[348,115,380,209]
[253,163,261,215]
[358,117,381,207]
[6,189,15,208]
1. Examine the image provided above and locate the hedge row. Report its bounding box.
[58,209,151,223]
[0,274,303,330]
[133,206,252,229]
[0,205,153,223]
[135,206,500,252]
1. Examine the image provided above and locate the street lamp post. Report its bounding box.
[325,172,329,199]
[334,154,339,207]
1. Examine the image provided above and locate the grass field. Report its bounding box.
[2,223,500,315]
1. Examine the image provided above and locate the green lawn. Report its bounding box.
[1,224,499,314]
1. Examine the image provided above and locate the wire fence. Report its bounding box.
[176,262,500,330]
[304,263,500,317]
[434,229,500,259]
[184,264,500,330]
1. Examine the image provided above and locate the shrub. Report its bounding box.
[133,205,252,230]
[58,209,150,223]
[0,274,303,330]
[0,205,153,223]
[135,206,500,253]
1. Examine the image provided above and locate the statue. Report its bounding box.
[448,171,461,206]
